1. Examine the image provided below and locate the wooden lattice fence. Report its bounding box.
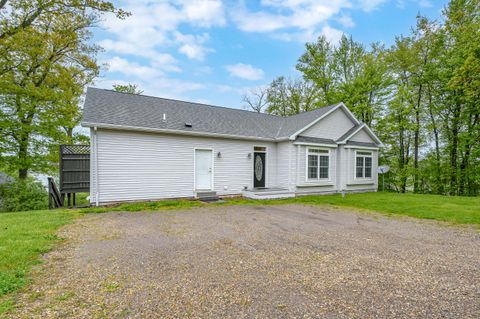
[59,145,90,193]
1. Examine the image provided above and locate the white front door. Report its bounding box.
[195,149,213,190]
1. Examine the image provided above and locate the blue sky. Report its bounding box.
[92,0,448,109]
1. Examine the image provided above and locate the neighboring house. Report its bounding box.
[82,88,383,205]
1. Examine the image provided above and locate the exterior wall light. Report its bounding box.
[217,152,222,158]
[247,153,252,159]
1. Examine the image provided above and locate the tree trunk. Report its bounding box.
[427,91,442,194]
[449,103,461,195]
[413,84,422,193]
[17,137,29,180]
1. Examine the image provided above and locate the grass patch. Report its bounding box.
[291,192,480,225]
[220,193,480,225]
[0,209,79,312]
[79,199,205,214]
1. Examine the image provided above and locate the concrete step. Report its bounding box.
[196,191,219,202]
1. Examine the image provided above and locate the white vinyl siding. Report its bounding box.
[276,141,291,189]
[301,108,355,140]
[350,128,376,143]
[91,129,277,204]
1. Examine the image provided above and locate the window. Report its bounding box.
[307,148,329,180]
[356,151,373,178]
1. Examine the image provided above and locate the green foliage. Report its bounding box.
[0,0,127,179]
[296,34,391,126]
[0,209,78,299]
[112,83,143,94]
[0,176,48,212]
[266,76,318,115]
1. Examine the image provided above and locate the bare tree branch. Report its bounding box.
[242,87,268,113]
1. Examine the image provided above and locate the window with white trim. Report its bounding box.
[355,151,372,178]
[307,148,329,180]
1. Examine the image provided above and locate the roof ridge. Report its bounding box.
[87,87,282,119]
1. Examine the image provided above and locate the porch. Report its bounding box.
[242,187,295,200]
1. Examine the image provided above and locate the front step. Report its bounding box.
[196,191,219,202]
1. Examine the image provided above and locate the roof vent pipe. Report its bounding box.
[162,113,166,121]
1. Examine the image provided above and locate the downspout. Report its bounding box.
[94,126,99,207]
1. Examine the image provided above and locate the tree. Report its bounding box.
[0,0,127,179]
[0,0,127,42]
[113,83,143,95]
[266,76,317,116]
[242,87,268,113]
[296,35,390,126]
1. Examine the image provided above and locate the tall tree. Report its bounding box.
[266,77,317,116]
[0,0,127,179]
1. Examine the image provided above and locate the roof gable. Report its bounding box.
[296,107,357,140]
[287,103,360,140]
[336,123,382,146]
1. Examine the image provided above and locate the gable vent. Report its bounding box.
[185,122,192,127]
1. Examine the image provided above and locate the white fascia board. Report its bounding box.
[337,123,366,144]
[293,142,338,148]
[344,145,380,150]
[288,102,360,140]
[81,122,276,142]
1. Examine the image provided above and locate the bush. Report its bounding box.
[0,176,48,212]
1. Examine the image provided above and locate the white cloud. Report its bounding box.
[174,32,214,61]
[225,63,265,81]
[232,1,352,34]
[181,0,226,27]
[229,0,383,42]
[358,0,386,12]
[321,25,344,43]
[337,13,355,28]
[419,0,433,8]
[106,56,164,79]
[100,57,205,98]
[100,1,224,63]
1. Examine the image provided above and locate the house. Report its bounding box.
[82,87,383,205]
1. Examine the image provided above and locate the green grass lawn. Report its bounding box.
[291,192,480,225]
[0,209,79,312]
[0,192,478,314]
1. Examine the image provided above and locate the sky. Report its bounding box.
[92,0,448,109]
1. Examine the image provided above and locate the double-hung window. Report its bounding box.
[307,148,329,180]
[355,151,372,178]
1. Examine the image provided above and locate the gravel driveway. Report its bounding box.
[9,204,480,318]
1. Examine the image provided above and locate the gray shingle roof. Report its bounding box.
[336,124,362,142]
[82,87,339,140]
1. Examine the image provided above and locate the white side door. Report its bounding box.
[195,149,213,190]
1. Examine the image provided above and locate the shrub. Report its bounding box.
[0,176,48,212]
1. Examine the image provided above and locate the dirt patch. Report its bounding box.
[8,205,480,318]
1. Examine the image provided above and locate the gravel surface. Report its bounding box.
[8,204,480,318]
